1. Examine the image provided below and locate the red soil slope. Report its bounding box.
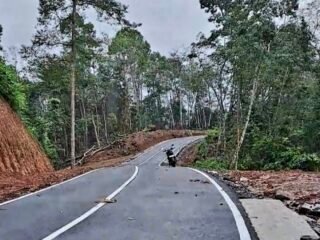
[0,99,53,175]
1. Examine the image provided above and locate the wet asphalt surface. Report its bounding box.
[0,137,250,240]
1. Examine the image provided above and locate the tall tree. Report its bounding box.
[25,0,128,166]
[0,24,2,52]
[108,27,151,132]
[198,0,308,169]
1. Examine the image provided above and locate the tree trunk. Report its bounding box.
[103,98,108,142]
[70,0,77,168]
[92,114,101,148]
[81,98,88,149]
[167,94,175,128]
[231,68,259,170]
[179,89,183,128]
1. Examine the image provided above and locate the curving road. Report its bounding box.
[0,137,252,240]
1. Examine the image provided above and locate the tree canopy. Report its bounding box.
[1,0,320,171]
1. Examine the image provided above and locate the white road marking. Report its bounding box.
[189,168,252,240]
[42,166,139,240]
[137,140,172,166]
[0,139,175,207]
[0,169,100,207]
[138,152,160,166]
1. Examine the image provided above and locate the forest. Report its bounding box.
[0,0,320,171]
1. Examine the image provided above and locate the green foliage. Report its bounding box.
[0,24,2,51]
[196,129,221,162]
[1,0,318,174]
[143,124,157,132]
[242,135,320,171]
[30,116,59,163]
[0,59,26,113]
[206,128,220,144]
[197,141,209,160]
[194,159,228,171]
[107,113,118,132]
[288,153,320,171]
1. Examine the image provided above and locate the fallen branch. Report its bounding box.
[76,145,96,166]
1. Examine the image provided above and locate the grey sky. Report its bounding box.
[0,0,211,56]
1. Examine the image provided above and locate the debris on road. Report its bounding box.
[300,235,319,240]
[201,180,210,184]
[189,179,210,184]
[95,198,117,204]
[189,179,201,183]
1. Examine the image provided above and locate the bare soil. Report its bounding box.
[0,99,52,175]
[177,141,199,167]
[178,142,320,205]
[0,129,203,203]
[178,142,320,235]
[223,171,320,205]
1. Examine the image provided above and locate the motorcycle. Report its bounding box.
[164,144,177,167]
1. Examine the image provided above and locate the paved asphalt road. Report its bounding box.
[0,137,250,240]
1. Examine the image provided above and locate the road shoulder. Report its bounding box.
[241,199,318,240]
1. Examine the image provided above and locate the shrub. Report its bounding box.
[288,153,320,171]
[245,135,320,171]
[194,159,228,171]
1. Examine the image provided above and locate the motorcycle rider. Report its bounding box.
[165,144,176,167]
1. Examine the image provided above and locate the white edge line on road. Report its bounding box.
[137,139,172,166]
[0,139,173,207]
[189,168,252,240]
[42,166,139,240]
[138,151,161,166]
[0,169,100,207]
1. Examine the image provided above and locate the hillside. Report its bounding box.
[0,99,52,175]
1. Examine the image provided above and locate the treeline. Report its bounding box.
[0,0,320,171]
[195,0,320,171]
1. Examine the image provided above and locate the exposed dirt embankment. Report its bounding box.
[178,142,320,205]
[0,129,204,203]
[177,141,199,167]
[87,130,203,165]
[179,142,320,234]
[0,99,52,175]
[224,171,320,205]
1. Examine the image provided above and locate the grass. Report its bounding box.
[193,159,228,171]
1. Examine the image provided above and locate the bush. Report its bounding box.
[194,159,228,171]
[288,153,320,171]
[196,128,221,161]
[244,135,320,171]
[197,141,209,160]
[0,59,26,113]
[206,128,220,144]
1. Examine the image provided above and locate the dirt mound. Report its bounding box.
[225,171,320,204]
[177,141,199,167]
[0,99,52,175]
[87,130,203,164]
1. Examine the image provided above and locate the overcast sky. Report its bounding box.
[0,0,211,56]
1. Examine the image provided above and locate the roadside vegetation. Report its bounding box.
[0,0,320,173]
[194,129,320,171]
